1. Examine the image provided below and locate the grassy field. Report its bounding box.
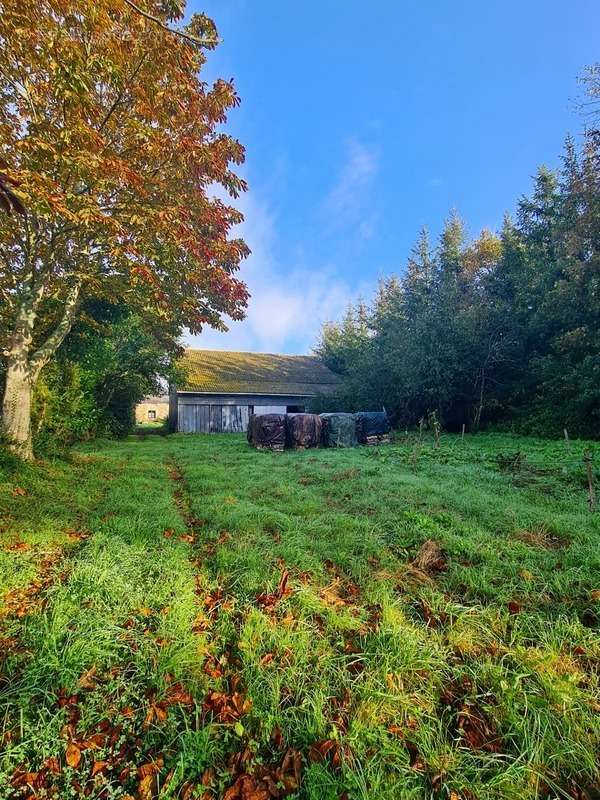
[0,432,599,800]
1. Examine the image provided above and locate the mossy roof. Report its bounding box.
[177,349,342,396]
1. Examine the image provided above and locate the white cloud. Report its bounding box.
[358,220,375,240]
[184,187,371,355]
[324,139,378,221]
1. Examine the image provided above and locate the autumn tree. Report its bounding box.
[0,0,249,458]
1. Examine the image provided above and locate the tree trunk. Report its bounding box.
[2,357,34,460]
[1,279,82,461]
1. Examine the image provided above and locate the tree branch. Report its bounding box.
[97,51,149,134]
[30,279,82,378]
[122,0,221,48]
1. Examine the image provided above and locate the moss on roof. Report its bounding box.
[177,349,342,396]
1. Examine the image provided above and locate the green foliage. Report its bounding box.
[31,304,176,454]
[316,131,600,438]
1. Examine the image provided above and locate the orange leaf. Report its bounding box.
[42,756,61,775]
[66,742,81,769]
[91,760,107,777]
[138,761,161,779]
[78,665,98,690]
[137,774,156,800]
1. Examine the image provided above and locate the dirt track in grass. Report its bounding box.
[0,432,599,799]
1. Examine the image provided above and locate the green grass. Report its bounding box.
[0,432,598,799]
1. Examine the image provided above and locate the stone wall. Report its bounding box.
[135,401,169,424]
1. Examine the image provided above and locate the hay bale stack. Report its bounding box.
[247,413,286,451]
[320,413,357,447]
[286,413,323,449]
[355,411,391,445]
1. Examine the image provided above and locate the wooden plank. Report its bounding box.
[233,406,242,432]
[210,405,222,433]
[240,405,249,432]
[200,405,210,433]
[178,403,192,433]
[222,406,233,432]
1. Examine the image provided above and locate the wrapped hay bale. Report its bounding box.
[247,413,286,451]
[320,413,357,448]
[355,411,392,445]
[286,413,323,449]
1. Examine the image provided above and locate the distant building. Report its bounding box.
[135,395,169,424]
[170,349,341,433]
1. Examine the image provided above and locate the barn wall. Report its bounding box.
[253,405,287,415]
[175,393,310,434]
[177,403,249,433]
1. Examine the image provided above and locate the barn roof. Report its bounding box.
[177,349,342,396]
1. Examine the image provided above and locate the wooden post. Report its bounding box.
[563,428,570,449]
[584,450,596,512]
[461,423,465,442]
[411,441,421,473]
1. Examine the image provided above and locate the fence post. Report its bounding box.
[461,423,465,442]
[563,428,570,449]
[584,450,596,512]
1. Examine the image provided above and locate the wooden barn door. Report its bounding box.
[177,403,210,433]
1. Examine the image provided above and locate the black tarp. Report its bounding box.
[355,411,391,443]
[247,413,286,450]
[320,413,357,447]
[286,413,323,448]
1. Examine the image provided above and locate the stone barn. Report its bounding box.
[170,349,341,434]
[135,395,169,424]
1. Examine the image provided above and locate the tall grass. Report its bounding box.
[0,432,598,799]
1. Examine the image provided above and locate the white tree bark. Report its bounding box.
[1,280,82,460]
[2,360,34,460]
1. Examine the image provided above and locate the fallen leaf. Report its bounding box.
[137,773,157,800]
[457,702,503,753]
[256,569,292,611]
[5,540,30,552]
[41,756,61,775]
[272,725,284,749]
[165,682,194,706]
[66,742,82,769]
[412,539,446,573]
[138,761,161,779]
[144,701,168,728]
[78,665,98,690]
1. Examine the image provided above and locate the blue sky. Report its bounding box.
[185,0,600,355]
